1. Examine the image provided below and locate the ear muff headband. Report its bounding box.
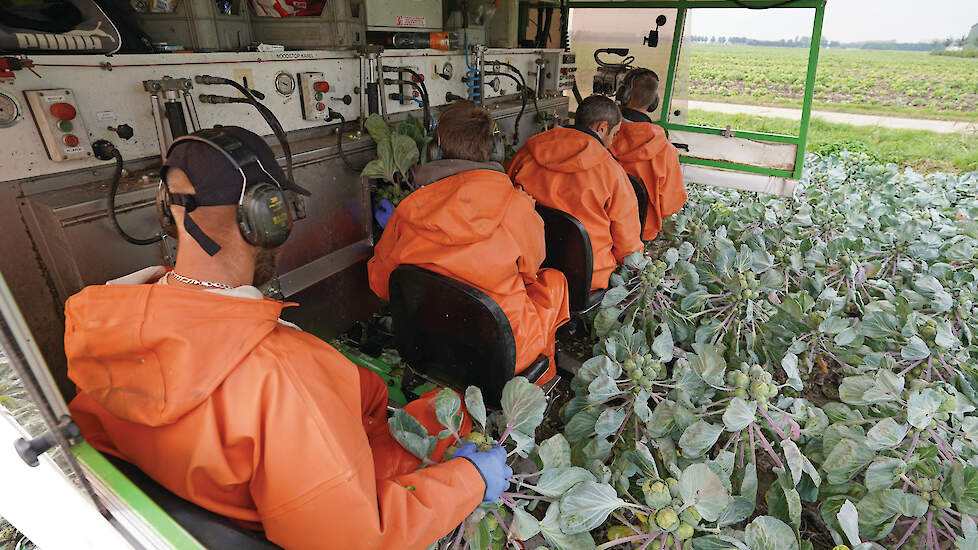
[158,129,292,255]
[616,68,657,108]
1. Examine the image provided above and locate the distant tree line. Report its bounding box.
[688,28,978,52]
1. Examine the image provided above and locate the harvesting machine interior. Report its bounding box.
[0,0,826,548]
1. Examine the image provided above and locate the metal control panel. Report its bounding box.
[297,72,332,121]
[23,89,92,162]
[557,52,577,92]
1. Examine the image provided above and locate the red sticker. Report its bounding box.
[396,15,426,27]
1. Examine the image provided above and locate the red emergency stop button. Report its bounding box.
[315,102,326,111]
[50,102,77,121]
[313,81,330,93]
[63,134,79,147]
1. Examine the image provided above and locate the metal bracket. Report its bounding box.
[14,415,81,467]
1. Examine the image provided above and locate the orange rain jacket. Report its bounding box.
[368,165,570,383]
[66,275,485,550]
[508,127,643,291]
[611,122,687,241]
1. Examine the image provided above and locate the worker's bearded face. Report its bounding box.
[253,247,281,287]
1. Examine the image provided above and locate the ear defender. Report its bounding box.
[237,182,292,249]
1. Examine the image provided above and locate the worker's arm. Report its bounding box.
[606,166,644,262]
[254,356,485,550]
[658,145,687,218]
[366,210,404,301]
[509,193,547,285]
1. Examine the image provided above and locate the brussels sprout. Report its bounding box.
[760,372,773,385]
[750,381,770,400]
[679,507,701,526]
[466,432,487,446]
[675,522,694,541]
[734,388,749,400]
[655,508,679,531]
[938,395,958,413]
[749,365,765,380]
[735,372,751,389]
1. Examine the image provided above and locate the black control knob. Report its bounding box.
[108,124,134,140]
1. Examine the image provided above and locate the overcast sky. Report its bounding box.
[688,1,978,43]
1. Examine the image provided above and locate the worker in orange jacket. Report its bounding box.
[508,95,643,292]
[65,126,511,550]
[611,69,687,241]
[368,100,570,383]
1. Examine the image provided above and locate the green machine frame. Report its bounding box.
[523,0,827,181]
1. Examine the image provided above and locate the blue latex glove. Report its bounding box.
[374,199,395,229]
[452,443,512,503]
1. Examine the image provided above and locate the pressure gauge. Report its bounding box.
[274,71,296,96]
[0,89,22,128]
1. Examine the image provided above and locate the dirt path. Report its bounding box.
[688,100,978,135]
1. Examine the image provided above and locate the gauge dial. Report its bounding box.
[0,90,21,128]
[274,72,296,96]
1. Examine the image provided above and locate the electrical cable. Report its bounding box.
[107,148,164,245]
[538,7,554,48]
[395,67,433,131]
[331,111,361,172]
[486,70,525,144]
[491,61,541,127]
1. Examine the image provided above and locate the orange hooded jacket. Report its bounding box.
[368,164,570,383]
[66,274,485,550]
[611,122,686,241]
[507,127,643,291]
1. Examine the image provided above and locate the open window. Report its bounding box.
[566,0,827,197]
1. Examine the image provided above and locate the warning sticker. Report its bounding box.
[96,111,117,121]
[44,94,65,103]
[396,15,426,27]
[64,146,83,154]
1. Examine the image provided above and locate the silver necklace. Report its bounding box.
[168,271,234,290]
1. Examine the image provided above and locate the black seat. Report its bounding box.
[627,174,649,236]
[105,455,282,550]
[388,265,550,406]
[535,205,606,313]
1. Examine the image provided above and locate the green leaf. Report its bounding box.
[716,496,755,527]
[539,503,596,550]
[513,508,541,541]
[679,420,724,458]
[594,308,621,338]
[651,323,674,361]
[901,335,931,361]
[678,463,731,522]
[388,409,437,461]
[646,400,676,438]
[594,407,627,438]
[722,397,757,432]
[860,310,901,339]
[464,386,488,430]
[565,408,601,443]
[538,434,572,470]
[822,438,877,484]
[360,159,390,181]
[744,516,799,550]
[781,353,804,391]
[364,113,392,142]
[501,377,548,436]
[907,388,946,429]
[601,286,629,308]
[587,375,622,404]
[624,251,650,270]
[865,418,909,451]
[533,467,597,498]
[434,389,463,434]
[864,457,906,492]
[558,481,627,535]
[391,133,420,179]
[836,500,861,548]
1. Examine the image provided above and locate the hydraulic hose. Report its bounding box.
[331,111,360,172]
[106,148,163,245]
[486,71,526,144]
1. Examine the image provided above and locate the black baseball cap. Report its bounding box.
[161,126,309,255]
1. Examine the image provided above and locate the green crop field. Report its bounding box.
[688,45,978,122]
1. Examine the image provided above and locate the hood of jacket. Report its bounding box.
[612,122,670,163]
[413,159,504,188]
[65,282,288,427]
[395,167,519,246]
[523,127,612,173]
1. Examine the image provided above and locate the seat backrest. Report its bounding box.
[627,174,649,236]
[105,455,283,550]
[535,205,594,311]
[389,265,516,406]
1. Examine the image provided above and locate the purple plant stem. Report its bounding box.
[501,492,547,501]
[674,539,682,550]
[904,429,921,461]
[492,510,513,542]
[453,524,465,550]
[898,359,925,377]
[637,534,658,550]
[892,518,920,550]
[721,430,742,453]
[925,358,933,383]
[938,510,961,526]
[943,508,962,517]
[658,532,667,550]
[749,422,757,464]
[757,406,789,441]
[751,424,785,469]
[936,516,959,539]
[926,427,962,462]
[925,511,936,550]
[598,534,650,549]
